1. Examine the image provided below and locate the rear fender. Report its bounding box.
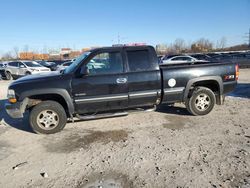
[183,76,223,104]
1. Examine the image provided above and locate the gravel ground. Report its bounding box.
[0,69,249,188]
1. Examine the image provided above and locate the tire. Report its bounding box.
[29,101,67,134]
[25,72,31,75]
[5,71,13,80]
[185,87,216,116]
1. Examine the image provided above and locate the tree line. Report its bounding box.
[1,38,250,61]
[156,37,250,55]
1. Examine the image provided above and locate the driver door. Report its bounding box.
[72,50,128,114]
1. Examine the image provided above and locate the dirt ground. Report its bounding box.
[0,69,249,188]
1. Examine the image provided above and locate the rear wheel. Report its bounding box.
[186,87,216,116]
[29,101,67,134]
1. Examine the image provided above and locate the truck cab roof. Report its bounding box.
[89,45,153,53]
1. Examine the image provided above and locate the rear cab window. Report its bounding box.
[126,48,156,72]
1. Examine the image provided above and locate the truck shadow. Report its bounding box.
[0,99,34,133]
[227,83,250,99]
[156,105,191,116]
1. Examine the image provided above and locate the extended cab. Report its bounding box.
[5,46,238,134]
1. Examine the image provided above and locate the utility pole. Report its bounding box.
[118,33,121,44]
[243,28,250,47]
[249,28,250,47]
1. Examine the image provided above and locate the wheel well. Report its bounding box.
[192,80,220,94]
[28,94,69,117]
[191,80,221,105]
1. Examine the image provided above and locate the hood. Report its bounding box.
[12,71,62,85]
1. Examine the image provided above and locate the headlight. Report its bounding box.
[7,89,17,103]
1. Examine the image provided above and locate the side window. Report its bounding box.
[86,52,123,75]
[127,50,153,72]
[19,62,25,68]
[172,57,182,61]
[184,57,193,61]
[8,62,19,67]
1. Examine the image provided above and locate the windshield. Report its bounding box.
[64,52,90,74]
[24,61,43,67]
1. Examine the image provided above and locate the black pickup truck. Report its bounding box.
[5,46,238,134]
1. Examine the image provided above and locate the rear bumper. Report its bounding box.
[5,102,24,118]
[223,80,237,94]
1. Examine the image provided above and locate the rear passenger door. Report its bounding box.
[125,47,161,108]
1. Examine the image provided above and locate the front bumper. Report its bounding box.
[5,102,24,118]
[5,98,29,119]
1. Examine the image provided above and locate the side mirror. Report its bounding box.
[20,65,25,68]
[80,66,89,76]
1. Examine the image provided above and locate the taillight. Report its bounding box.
[235,64,239,80]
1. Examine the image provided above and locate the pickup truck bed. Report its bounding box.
[5,45,238,134]
[160,61,237,104]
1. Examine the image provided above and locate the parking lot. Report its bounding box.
[0,69,249,187]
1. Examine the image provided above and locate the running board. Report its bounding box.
[76,112,128,121]
[127,106,156,113]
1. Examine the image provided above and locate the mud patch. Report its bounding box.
[76,172,133,188]
[44,130,129,153]
[163,115,190,130]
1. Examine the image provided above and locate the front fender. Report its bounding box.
[19,88,75,115]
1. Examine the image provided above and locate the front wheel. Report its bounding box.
[25,71,31,76]
[186,87,216,116]
[29,101,67,134]
[5,71,13,80]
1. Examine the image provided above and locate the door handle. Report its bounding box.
[116,78,127,84]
